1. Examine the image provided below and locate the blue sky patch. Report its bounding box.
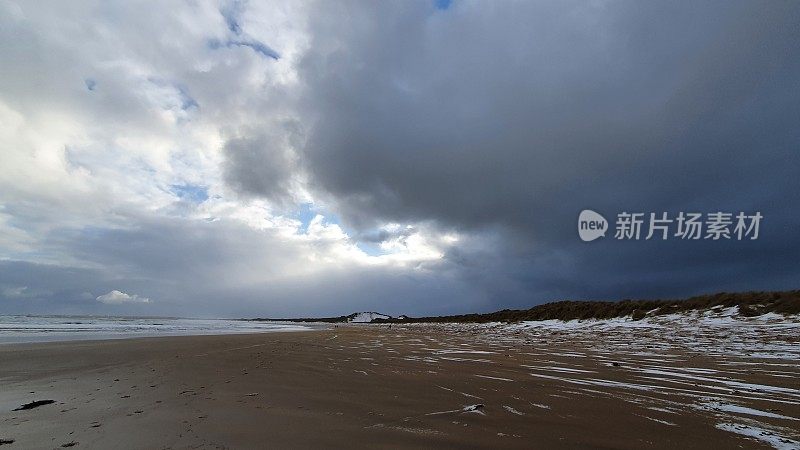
[296,203,316,232]
[171,184,209,203]
[220,1,244,35]
[176,85,199,111]
[356,242,385,257]
[208,38,280,60]
[435,0,452,10]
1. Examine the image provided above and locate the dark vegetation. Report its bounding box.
[253,290,799,324]
[259,312,362,323]
[378,290,800,323]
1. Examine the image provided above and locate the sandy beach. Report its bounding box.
[1,317,799,449]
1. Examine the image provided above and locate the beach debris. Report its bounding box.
[12,400,55,411]
[0,439,15,445]
[426,404,486,416]
[245,393,259,397]
[61,441,78,447]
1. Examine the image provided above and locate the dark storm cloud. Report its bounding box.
[355,226,416,244]
[0,260,111,315]
[227,1,800,303]
[222,125,302,205]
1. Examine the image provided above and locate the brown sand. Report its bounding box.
[1,324,798,449]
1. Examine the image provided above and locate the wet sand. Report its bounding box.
[1,321,798,449]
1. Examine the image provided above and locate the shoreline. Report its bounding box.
[0,326,319,346]
[0,318,321,346]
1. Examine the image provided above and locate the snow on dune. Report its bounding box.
[499,306,800,332]
[349,312,392,323]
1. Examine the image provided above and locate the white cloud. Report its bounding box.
[96,290,150,305]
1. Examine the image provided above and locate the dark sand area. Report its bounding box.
[1,321,799,449]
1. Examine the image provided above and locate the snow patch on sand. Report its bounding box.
[503,405,525,416]
[716,423,800,450]
[698,401,798,421]
[637,415,676,426]
[475,374,514,382]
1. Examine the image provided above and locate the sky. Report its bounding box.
[1,0,798,318]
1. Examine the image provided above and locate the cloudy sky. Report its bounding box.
[1,0,798,318]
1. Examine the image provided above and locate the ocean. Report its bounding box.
[0,315,314,344]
